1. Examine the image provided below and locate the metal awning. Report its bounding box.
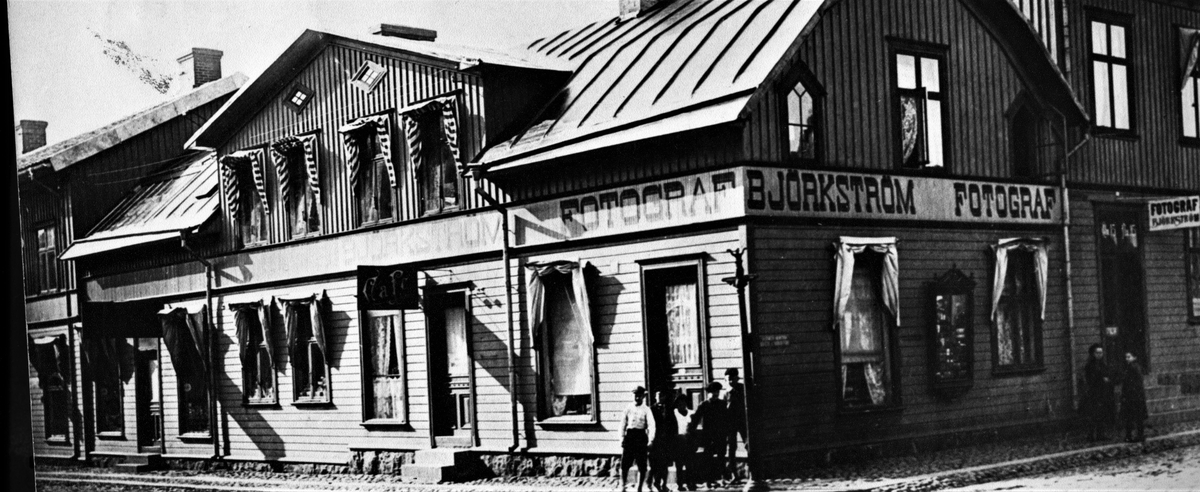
[59,232,183,260]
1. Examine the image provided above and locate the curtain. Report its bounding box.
[232,300,274,371]
[991,238,1049,323]
[400,95,460,177]
[833,237,898,406]
[526,260,594,399]
[159,306,210,382]
[339,114,397,189]
[279,293,328,360]
[833,237,899,330]
[29,335,68,389]
[221,150,269,218]
[665,282,698,366]
[1181,28,1199,90]
[271,135,320,206]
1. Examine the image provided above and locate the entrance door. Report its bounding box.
[642,261,708,410]
[134,337,162,451]
[427,292,474,446]
[1096,204,1148,367]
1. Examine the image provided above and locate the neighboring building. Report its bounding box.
[29,0,1199,481]
[17,49,245,463]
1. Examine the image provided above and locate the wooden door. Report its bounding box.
[426,291,474,446]
[1095,204,1148,367]
[641,260,708,410]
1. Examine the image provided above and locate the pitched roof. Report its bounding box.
[59,151,219,260]
[17,74,247,172]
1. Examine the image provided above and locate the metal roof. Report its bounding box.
[59,152,219,260]
[477,0,826,167]
[17,75,247,172]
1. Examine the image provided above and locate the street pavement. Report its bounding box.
[950,443,1200,491]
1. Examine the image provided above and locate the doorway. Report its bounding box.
[641,260,709,410]
[134,337,162,451]
[426,290,475,447]
[1095,204,1148,368]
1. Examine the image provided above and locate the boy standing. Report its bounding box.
[620,386,656,492]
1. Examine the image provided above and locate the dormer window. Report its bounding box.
[351,61,387,93]
[285,83,315,113]
[787,81,819,161]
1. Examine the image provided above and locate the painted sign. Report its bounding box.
[1147,196,1200,232]
[744,167,1061,224]
[357,265,419,310]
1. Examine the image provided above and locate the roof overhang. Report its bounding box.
[59,231,185,261]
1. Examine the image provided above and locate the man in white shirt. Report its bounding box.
[620,386,655,492]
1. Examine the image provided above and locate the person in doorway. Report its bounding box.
[649,389,677,492]
[1081,344,1116,441]
[620,386,656,492]
[721,368,746,485]
[673,395,696,491]
[1119,352,1148,443]
[688,381,727,488]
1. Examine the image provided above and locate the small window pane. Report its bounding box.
[1093,61,1111,127]
[920,57,940,92]
[1112,64,1129,129]
[897,54,917,89]
[926,99,944,167]
[1109,25,1126,58]
[787,89,801,123]
[1185,77,1198,138]
[1091,21,1108,55]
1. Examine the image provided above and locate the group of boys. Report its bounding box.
[619,368,746,492]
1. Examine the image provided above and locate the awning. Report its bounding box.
[59,232,181,260]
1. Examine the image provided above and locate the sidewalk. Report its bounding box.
[35,422,1200,492]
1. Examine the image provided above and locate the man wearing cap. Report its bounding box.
[620,385,656,492]
[722,368,746,485]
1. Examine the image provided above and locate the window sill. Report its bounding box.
[291,399,333,408]
[44,436,70,445]
[358,218,395,229]
[96,431,125,440]
[361,419,412,429]
[991,365,1046,377]
[1092,129,1139,142]
[178,432,213,443]
[243,400,280,408]
[536,415,600,427]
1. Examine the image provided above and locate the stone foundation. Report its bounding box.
[477,452,620,477]
[348,450,416,475]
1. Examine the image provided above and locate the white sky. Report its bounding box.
[8,0,616,146]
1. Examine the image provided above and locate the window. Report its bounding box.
[339,114,397,226]
[787,80,820,161]
[35,224,59,293]
[1182,29,1199,141]
[351,61,387,93]
[160,307,211,436]
[362,311,407,422]
[271,135,322,239]
[282,295,330,404]
[88,337,130,436]
[991,238,1048,372]
[221,150,270,247]
[527,261,597,421]
[401,97,462,216]
[233,301,275,405]
[833,237,899,409]
[1010,102,1040,178]
[1188,229,1200,324]
[30,335,70,441]
[895,50,945,169]
[285,83,314,113]
[1090,16,1132,132]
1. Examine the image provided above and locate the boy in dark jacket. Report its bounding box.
[1119,352,1148,443]
[688,382,726,488]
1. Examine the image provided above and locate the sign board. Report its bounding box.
[357,265,419,310]
[1147,196,1200,232]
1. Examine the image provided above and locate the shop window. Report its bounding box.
[1089,15,1133,132]
[991,238,1048,373]
[271,135,322,239]
[339,114,397,226]
[281,295,331,404]
[29,335,71,441]
[1182,27,1199,142]
[527,261,597,422]
[894,49,946,169]
[160,307,211,436]
[220,150,270,247]
[232,301,276,405]
[833,237,900,409]
[1188,229,1200,324]
[351,60,387,93]
[402,96,462,216]
[362,311,407,422]
[88,337,132,436]
[786,80,820,162]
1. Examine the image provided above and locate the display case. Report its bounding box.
[928,267,975,399]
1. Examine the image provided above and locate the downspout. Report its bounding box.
[474,185,520,452]
[1051,107,1091,408]
[180,233,220,461]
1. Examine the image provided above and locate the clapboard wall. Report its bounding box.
[27,325,79,459]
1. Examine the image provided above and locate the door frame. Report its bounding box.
[1092,201,1151,370]
[134,337,164,453]
[637,253,711,408]
[420,281,477,448]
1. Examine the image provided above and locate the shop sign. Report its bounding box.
[1147,196,1200,232]
[357,265,419,310]
[745,167,1060,225]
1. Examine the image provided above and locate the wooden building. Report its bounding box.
[17,50,245,464]
[32,0,1199,480]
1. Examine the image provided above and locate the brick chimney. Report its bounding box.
[15,120,48,154]
[176,48,224,90]
[372,24,437,42]
[619,0,667,19]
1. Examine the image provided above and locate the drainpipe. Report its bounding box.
[1052,108,1091,408]
[474,185,520,452]
[180,233,220,461]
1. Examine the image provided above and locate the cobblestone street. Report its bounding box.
[952,443,1200,491]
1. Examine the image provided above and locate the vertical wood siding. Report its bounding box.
[18,183,75,294]
[1063,0,1200,191]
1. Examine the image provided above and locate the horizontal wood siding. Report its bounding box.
[1063,0,1200,191]
[750,223,1070,464]
[27,326,77,458]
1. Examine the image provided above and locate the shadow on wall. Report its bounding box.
[213,307,285,461]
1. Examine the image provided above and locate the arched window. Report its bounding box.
[786,80,820,162]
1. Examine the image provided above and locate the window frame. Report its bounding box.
[350,113,398,228]
[350,60,387,93]
[1006,94,1043,179]
[360,309,409,425]
[92,337,128,438]
[1087,10,1136,136]
[229,148,272,248]
[1187,228,1200,325]
[779,62,825,164]
[890,40,950,172]
[990,246,1046,375]
[276,132,323,240]
[410,109,460,217]
[287,299,332,405]
[1181,49,1200,145]
[833,246,901,412]
[32,335,72,442]
[637,255,710,409]
[530,262,600,425]
[284,82,315,113]
[34,222,59,294]
[232,302,277,407]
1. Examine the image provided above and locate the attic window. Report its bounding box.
[351,61,387,93]
[285,83,315,113]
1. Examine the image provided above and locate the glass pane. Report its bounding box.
[1184,78,1198,138]
[369,315,392,376]
[896,54,917,89]
[926,99,944,167]
[1091,21,1108,55]
[789,125,803,154]
[841,259,884,358]
[787,88,802,124]
[665,282,699,367]
[1110,25,1125,58]
[444,304,468,377]
[1112,64,1129,129]
[1093,61,1111,127]
[920,57,940,92]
